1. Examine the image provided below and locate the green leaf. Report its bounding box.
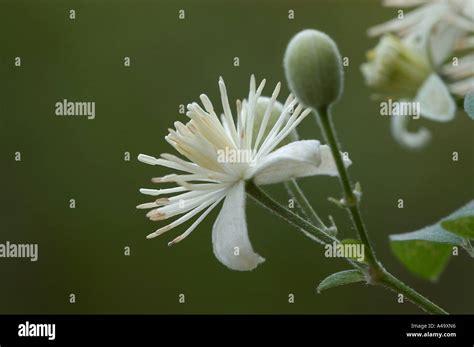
[389,200,474,281]
[317,269,365,293]
[464,92,474,120]
[442,216,474,239]
[390,241,452,281]
[390,227,464,246]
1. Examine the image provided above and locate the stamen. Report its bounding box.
[138,154,159,165]
[146,188,227,221]
[146,191,226,239]
[179,181,230,191]
[153,174,221,183]
[136,198,170,209]
[136,202,158,209]
[259,107,312,158]
[218,77,239,146]
[139,187,186,196]
[254,82,281,150]
[199,94,215,113]
[256,98,299,157]
[148,212,166,221]
[168,197,224,246]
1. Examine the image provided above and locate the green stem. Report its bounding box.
[316,107,378,267]
[314,106,447,314]
[247,182,364,271]
[284,179,327,231]
[247,181,336,245]
[380,271,448,315]
[247,181,447,314]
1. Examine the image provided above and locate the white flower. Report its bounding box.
[368,0,473,66]
[368,0,474,96]
[363,0,474,148]
[442,53,474,96]
[361,35,456,148]
[137,76,351,271]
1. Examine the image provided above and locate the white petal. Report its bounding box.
[416,74,456,122]
[250,140,350,185]
[367,6,428,37]
[464,0,474,21]
[448,76,474,96]
[429,23,461,67]
[391,114,431,149]
[212,181,264,271]
[250,140,320,185]
[317,145,352,177]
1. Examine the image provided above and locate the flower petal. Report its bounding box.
[212,181,264,271]
[367,5,430,37]
[429,23,462,67]
[448,76,474,97]
[250,140,351,185]
[391,113,431,149]
[317,145,352,177]
[416,73,456,122]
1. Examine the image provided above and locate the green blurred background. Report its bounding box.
[1,0,473,314]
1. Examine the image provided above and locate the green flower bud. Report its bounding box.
[284,29,344,111]
[360,35,431,99]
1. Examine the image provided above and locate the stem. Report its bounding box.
[247,182,364,271]
[379,271,448,314]
[284,179,327,231]
[248,181,447,314]
[316,107,378,267]
[313,106,448,314]
[247,181,336,245]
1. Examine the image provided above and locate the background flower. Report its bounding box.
[363,0,474,148]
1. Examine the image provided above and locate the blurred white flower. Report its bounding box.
[361,35,455,148]
[363,0,474,148]
[368,0,474,95]
[137,76,350,271]
[368,0,473,65]
[442,53,474,96]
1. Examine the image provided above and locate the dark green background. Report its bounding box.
[1,0,473,314]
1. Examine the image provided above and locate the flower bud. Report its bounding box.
[284,29,344,111]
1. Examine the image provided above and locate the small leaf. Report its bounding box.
[389,200,474,281]
[464,92,474,120]
[442,216,474,239]
[317,269,365,293]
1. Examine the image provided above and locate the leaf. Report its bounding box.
[389,200,474,281]
[391,241,452,281]
[390,227,464,245]
[442,216,474,239]
[317,270,365,293]
[464,92,474,120]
